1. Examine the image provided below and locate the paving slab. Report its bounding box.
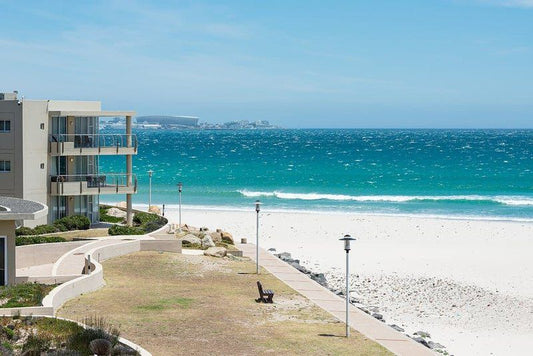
[237,243,433,356]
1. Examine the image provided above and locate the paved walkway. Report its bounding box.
[237,243,433,356]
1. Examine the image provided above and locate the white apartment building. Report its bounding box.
[0,92,137,227]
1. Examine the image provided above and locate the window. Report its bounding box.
[0,120,10,133]
[0,161,11,172]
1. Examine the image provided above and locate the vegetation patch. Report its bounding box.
[0,315,138,355]
[107,209,167,235]
[15,215,90,237]
[137,297,194,311]
[99,205,125,223]
[0,283,56,308]
[108,225,145,236]
[15,235,67,246]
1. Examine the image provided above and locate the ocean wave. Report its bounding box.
[237,190,533,206]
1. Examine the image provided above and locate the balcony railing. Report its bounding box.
[50,173,137,196]
[48,134,137,155]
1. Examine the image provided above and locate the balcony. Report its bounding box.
[49,134,138,156]
[49,173,137,196]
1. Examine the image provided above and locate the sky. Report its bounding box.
[0,0,532,128]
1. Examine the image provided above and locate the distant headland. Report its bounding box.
[101,115,280,130]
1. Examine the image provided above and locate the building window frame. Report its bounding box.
[0,120,11,133]
[0,160,11,172]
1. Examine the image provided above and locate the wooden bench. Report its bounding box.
[256,281,274,303]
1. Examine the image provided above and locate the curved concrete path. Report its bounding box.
[237,243,433,356]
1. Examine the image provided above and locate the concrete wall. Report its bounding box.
[0,100,23,199]
[22,100,50,226]
[47,100,101,112]
[0,220,16,285]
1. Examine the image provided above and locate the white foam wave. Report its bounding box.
[237,190,533,206]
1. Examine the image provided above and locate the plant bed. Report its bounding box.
[106,208,168,236]
[15,235,66,246]
[0,315,139,355]
[0,283,57,308]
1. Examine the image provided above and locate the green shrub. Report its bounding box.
[33,224,59,235]
[53,223,68,232]
[108,225,144,236]
[15,227,37,236]
[141,217,167,233]
[3,326,14,340]
[99,206,124,223]
[22,334,51,354]
[54,215,90,231]
[133,212,158,225]
[16,235,66,246]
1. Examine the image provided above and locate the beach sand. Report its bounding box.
[158,206,533,355]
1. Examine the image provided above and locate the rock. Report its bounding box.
[372,313,383,321]
[275,252,292,261]
[414,331,431,338]
[390,324,405,332]
[116,201,127,208]
[204,246,227,257]
[148,205,161,215]
[413,337,429,348]
[268,248,276,252]
[310,273,327,286]
[201,235,215,248]
[179,234,202,247]
[221,231,234,244]
[209,232,222,243]
[427,341,445,349]
[216,228,222,233]
[107,207,127,218]
[200,227,209,232]
[89,338,112,355]
[182,224,198,232]
[6,324,15,330]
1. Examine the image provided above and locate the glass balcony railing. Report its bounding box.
[48,134,137,155]
[49,173,137,196]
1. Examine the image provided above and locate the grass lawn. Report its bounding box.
[58,252,390,355]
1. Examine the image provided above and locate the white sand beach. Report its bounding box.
[160,206,533,356]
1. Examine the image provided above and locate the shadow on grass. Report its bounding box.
[318,333,346,338]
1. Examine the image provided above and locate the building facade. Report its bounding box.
[0,92,137,227]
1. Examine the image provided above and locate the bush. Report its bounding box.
[142,220,163,233]
[133,212,159,225]
[15,227,37,236]
[33,224,59,235]
[16,236,66,246]
[99,206,124,223]
[54,215,90,231]
[108,225,144,236]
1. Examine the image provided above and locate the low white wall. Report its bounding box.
[17,241,90,269]
[16,275,80,285]
[0,306,54,317]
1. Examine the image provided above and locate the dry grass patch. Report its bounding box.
[45,228,109,240]
[58,251,390,356]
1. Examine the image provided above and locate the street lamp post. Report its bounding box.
[147,170,153,211]
[339,234,356,338]
[177,182,183,232]
[255,200,261,274]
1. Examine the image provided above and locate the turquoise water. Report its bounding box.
[100,129,533,220]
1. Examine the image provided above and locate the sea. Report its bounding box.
[99,129,533,221]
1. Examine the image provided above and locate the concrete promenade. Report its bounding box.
[237,243,433,356]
